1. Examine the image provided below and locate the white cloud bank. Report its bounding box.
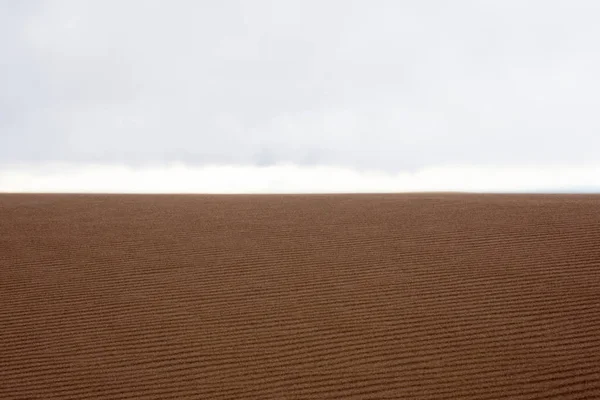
[1,164,599,194]
[3,2,600,170]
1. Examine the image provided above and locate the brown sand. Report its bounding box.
[1,193,600,399]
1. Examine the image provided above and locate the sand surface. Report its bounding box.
[1,193,600,399]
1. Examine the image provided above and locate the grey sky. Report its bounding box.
[2,1,600,172]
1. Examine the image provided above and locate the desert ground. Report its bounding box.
[1,193,600,399]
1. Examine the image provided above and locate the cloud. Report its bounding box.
[2,1,600,172]
[2,163,599,193]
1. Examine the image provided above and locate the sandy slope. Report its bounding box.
[1,193,600,399]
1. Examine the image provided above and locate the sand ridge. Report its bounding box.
[1,193,600,399]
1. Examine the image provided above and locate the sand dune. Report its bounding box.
[1,193,600,399]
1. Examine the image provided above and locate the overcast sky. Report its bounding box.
[2,1,600,192]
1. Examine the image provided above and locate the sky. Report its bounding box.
[2,0,600,193]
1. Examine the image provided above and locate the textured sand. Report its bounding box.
[1,193,600,399]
